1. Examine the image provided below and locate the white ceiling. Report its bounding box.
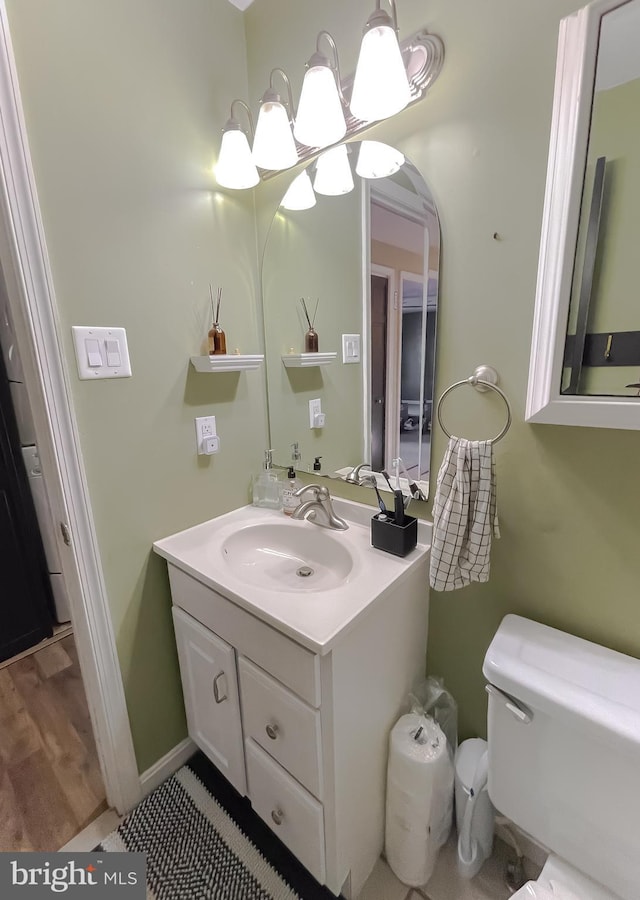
[227,0,255,10]
[371,204,424,256]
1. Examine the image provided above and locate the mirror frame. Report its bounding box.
[526,0,640,429]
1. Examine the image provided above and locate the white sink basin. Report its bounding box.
[153,500,431,653]
[221,522,353,593]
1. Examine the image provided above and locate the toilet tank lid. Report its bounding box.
[483,615,640,745]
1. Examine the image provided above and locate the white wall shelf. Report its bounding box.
[190,355,264,373]
[282,352,337,368]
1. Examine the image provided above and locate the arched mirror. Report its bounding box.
[261,140,440,499]
[527,0,640,429]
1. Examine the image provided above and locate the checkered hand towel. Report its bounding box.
[429,436,500,591]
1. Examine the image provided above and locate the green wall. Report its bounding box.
[6,0,640,776]
[262,181,363,474]
[6,0,267,772]
[245,0,640,741]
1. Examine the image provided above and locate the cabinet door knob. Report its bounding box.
[271,807,284,826]
[212,672,228,704]
[265,723,279,740]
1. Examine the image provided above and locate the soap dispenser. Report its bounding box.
[282,465,302,516]
[252,449,281,509]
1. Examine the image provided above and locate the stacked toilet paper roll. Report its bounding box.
[385,713,454,887]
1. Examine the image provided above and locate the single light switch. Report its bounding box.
[72,326,132,380]
[342,333,361,364]
[85,338,102,367]
[105,339,121,367]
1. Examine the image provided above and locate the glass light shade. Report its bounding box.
[294,66,347,149]
[350,24,412,122]
[313,145,354,196]
[281,170,316,210]
[215,129,259,189]
[252,101,298,171]
[356,141,405,179]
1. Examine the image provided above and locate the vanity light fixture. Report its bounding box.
[294,31,347,150]
[214,6,444,188]
[215,100,259,190]
[313,144,354,196]
[252,68,298,171]
[281,169,317,210]
[356,140,405,179]
[350,0,411,122]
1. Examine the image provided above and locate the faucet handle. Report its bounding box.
[293,483,324,499]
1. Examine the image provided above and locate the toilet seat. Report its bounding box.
[512,882,580,900]
[512,855,621,900]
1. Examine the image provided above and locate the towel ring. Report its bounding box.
[436,365,512,444]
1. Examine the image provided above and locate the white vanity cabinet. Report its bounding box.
[166,553,429,899]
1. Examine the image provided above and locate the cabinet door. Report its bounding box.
[172,606,246,794]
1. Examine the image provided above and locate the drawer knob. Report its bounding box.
[265,723,279,740]
[271,807,284,826]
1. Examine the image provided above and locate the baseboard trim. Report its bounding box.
[140,737,196,797]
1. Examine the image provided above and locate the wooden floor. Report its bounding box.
[0,635,107,851]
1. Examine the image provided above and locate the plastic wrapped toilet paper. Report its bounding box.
[385,713,454,886]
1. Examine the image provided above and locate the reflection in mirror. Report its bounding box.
[563,0,640,397]
[261,141,439,497]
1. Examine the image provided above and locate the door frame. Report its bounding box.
[0,3,141,814]
[370,264,400,471]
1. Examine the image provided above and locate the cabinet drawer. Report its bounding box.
[168,566,320,707]
[245,738,325,885]
[239,657,322,799]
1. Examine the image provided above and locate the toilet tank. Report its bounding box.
[483,615,640,900]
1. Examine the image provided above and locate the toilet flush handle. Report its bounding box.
[485,684,533,724]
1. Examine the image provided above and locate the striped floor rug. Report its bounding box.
[99,753,335,900]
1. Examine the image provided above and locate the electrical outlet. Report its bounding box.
[195,416,217,454]
[309,398,322,429]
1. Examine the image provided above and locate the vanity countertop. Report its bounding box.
[153,498,431,655]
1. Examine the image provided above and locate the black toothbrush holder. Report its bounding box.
[371,512,418,558]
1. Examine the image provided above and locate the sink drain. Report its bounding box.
[296,565,314,578]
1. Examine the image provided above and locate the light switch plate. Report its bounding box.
[72,326,132,380]
[342,333,361,364]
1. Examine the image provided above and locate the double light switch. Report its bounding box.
[72,326,132,380]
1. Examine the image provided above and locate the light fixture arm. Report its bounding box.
[366,0,399,34]
[315,31,347,105]
[228,99,255,138]
[268,68,296,120]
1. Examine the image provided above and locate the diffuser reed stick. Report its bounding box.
[207,284,226,355]
[300,296,319,353]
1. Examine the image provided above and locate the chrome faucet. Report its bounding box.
[292,484,349,530]
[345,462,372,485]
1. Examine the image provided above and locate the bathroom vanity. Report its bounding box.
[154,498,431,898]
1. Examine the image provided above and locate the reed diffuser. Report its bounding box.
[300,297,319,352]
[208,285,226,356]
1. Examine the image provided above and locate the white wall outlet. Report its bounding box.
[309,398,322,429]
[342,333,361,364]
[71,326,132,379]
[195,416,217,454]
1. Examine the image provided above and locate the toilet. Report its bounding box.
[483,614,640,900]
